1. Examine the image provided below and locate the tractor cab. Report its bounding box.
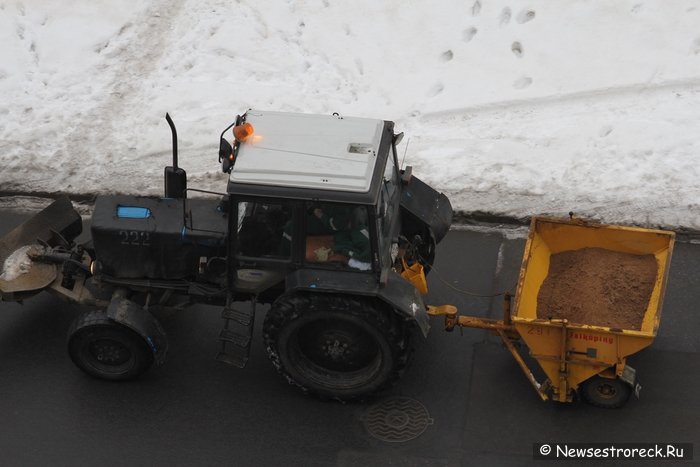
[219,110,405,301]
[208,110,453,399]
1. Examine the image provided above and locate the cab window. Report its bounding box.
[302,202,372,271]
[236,200,292,259]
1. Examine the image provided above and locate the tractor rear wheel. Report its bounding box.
[263,294,410,401]
[580,375,632,408]
[67,309,154,381]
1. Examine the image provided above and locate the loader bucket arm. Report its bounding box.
[0,197,82,300]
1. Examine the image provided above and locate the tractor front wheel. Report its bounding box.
[263,294,410,401]
[67,310,154,381]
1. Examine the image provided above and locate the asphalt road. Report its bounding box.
[0,208,698,466]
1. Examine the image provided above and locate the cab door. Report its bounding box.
[229,197,299,296]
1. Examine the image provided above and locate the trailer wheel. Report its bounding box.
[68,310,154,381]
[263,294,409,401]
[580,375,632,408]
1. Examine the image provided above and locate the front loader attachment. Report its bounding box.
[0,197,82,300]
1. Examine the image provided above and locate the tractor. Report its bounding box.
[0,109,452,401]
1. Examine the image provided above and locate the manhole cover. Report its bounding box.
[363,397,433,443]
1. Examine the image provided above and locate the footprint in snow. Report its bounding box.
[516,9,536,24]
[427,83,444,97]
[462,26,478,43]
[513,76,532,89]
[692,37,700,55]
[440,50,454,62]
[599,125,614,137]
[354,58,364,75]
[500,7,511,26]
[511,41,523,58]
[472,0,481,16]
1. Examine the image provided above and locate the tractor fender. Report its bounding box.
[105,296,168,365]
[285,269,430,337]
[376,270,430,337]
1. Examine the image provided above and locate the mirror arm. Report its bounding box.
[218,118,238,162]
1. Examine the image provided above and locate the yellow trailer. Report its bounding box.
[428,216,675,408]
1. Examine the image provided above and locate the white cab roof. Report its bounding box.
[229,110,385,193]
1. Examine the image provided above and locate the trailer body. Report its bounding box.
[513,217,675,404]
[430,216,675,408]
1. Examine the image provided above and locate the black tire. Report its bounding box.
[67,310,154,381]
[580,375,632,408]
[263,294,410,401]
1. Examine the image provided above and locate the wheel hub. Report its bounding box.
[597,383,617,399]
[298,321,377,372]
[322,337,358,362]
[90,339,131,366]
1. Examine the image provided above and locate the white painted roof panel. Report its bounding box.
[229,110,384,193]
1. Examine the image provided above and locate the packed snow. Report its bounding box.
[1,0,699,230]
[0,244,40,281]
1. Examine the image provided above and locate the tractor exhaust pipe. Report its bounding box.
[164,112,187,199]
[166,113,178,169]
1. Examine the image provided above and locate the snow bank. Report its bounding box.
[1,0,699,229]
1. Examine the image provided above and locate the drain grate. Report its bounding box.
[363,397,434,443]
